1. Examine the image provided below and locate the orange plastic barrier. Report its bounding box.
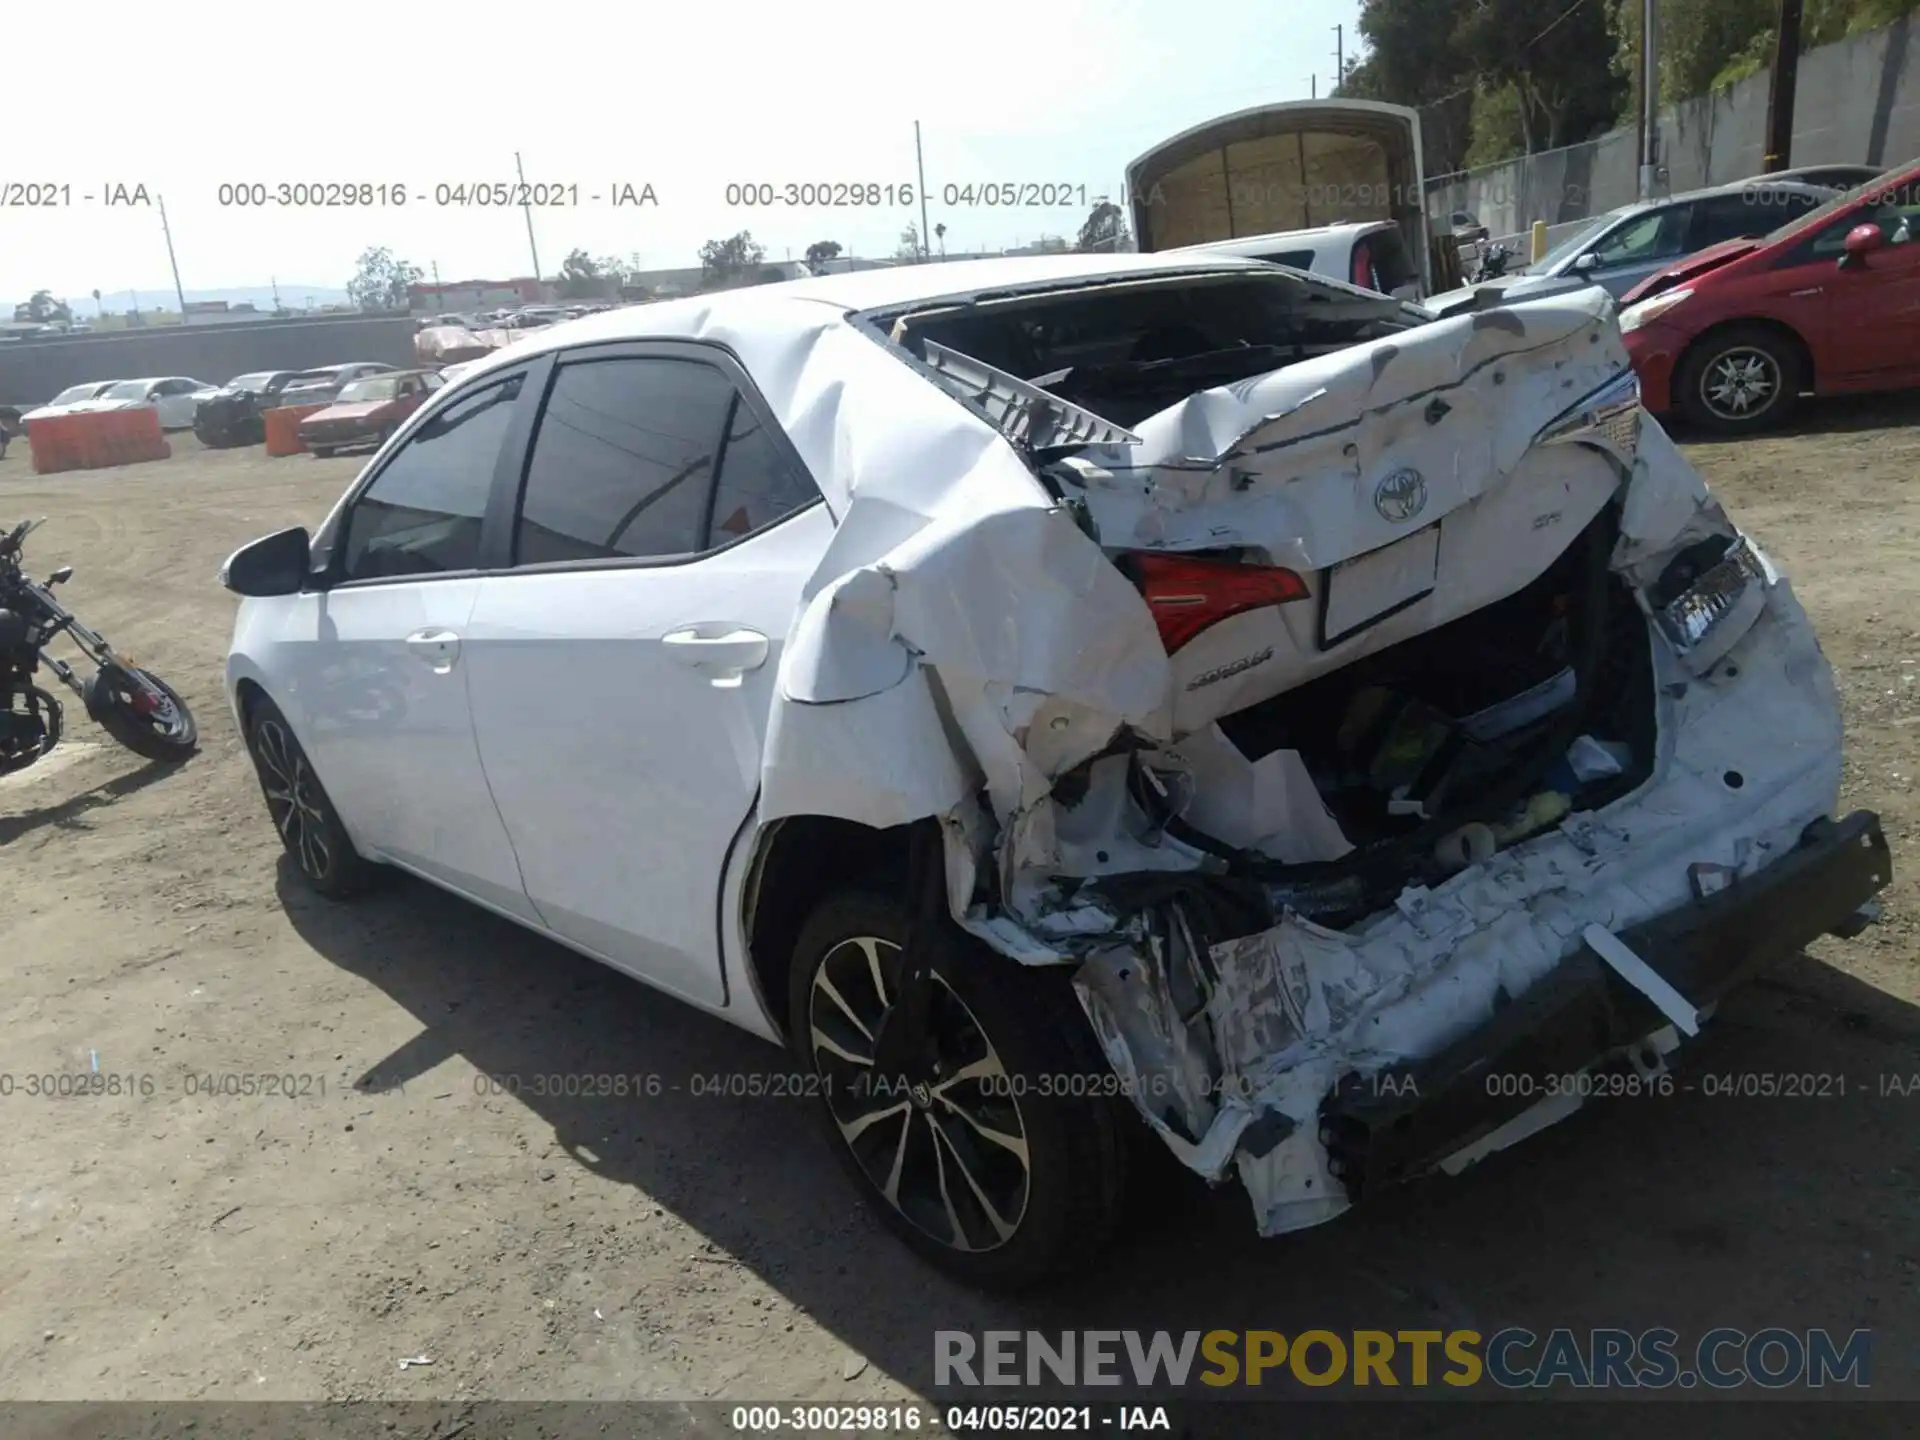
[264,403,327,457]
[28,409,171,475]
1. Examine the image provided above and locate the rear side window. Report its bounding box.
[513,356,818,565]
[1255,249,1318,270]
[339,375,523,581]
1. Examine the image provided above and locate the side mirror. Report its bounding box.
[48,566,73,586]
[1839,223,1886,266]
[221,526,313,598]
[1573,253,1600,272]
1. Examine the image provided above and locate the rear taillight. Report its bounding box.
[1126,552,1311,652]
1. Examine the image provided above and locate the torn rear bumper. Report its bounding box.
[1320,810,1892,1199]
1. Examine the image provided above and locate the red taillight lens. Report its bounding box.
[1127,552,1311,652]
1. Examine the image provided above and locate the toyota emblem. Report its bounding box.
[1374,467,1428,523]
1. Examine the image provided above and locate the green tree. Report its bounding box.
[1074,199,1132,252]
[805,239,844,268]
[555,248,607,299]
[894,223,923,261]
[346,247,422,311]
[25,289,72,322]
[1452,0,1626,156]
[697,231,767,289]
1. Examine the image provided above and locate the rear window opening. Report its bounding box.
[868,271,1427,428]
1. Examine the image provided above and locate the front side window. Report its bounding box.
[1590,207,1688,267]
[338,375,524,582]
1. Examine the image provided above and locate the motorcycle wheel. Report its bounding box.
[83,665,198,762]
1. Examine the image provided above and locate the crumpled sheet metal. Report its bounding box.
[754,287,1629,846]
[1056,286,1627,570]
[1091,579,1844,1236]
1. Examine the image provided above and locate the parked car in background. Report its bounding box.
[23,380,125,422]
[296,369,446,456]
[193,371,330,448]
[1737,163,1884,193]
[277,363,399,409]
[220,252,1887,1289]
[1428,180,1839,308]
[417,313,478,331]
[1450,210,1489,244]
[1617,160,1920,433]
[68,376,221,430]
[1177,221,1426,299]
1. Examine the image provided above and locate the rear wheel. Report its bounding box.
[788,890,1130,1291]
[83,665,197,761]
[1676,326,1803,434]
[310,445,334,459]
[244,695,376,898]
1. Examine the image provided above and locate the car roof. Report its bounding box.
[1614,178,1837,218]
[456,251,1276,366]
[1170,222,1393,257]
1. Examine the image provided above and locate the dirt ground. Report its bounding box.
[0,400,1916,1426]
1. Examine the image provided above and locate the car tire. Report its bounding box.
[310,445,334,459]
[788,889,1130,1291]
[1675,325,1803,435]
[243,695,377,899]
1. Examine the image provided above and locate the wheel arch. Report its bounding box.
[739,813,928,1043]
[1674,315,1817,398]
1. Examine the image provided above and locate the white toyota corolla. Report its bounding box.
[223,253,1888,1290]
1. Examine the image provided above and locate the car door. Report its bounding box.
[462,344,829,1007]
[279,368,542,920]
[1764,182,1920,385]
[1818,186,1920,382]
[1584,204,1692,295]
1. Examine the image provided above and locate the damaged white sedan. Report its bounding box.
[222,252,1890,1290]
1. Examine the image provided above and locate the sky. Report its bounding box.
[0,0,1362,308]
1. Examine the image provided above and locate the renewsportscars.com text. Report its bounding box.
[935,1328,1871,1391]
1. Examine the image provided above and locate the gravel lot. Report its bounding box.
[1,402,1916,1426]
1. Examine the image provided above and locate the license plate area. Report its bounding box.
[1320,524,1441,649]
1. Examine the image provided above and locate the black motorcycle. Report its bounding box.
[0,518,198,774]
[1471,242,1515,283]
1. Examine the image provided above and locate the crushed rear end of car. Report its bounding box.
[752,263,1889,1237]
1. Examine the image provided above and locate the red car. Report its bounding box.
[1617,160,1920,433]
[298,370,445,457]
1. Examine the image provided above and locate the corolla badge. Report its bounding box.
[1373,467,1428,523]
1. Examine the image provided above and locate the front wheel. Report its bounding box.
[1676,326,1803,434]
[310,445,334,459]
[82,665,197,762]
[788,890,1131,1291]
[244,695,377,898]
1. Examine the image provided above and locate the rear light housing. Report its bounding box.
[1124,551,1311,652]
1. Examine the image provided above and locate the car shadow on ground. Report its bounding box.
[1667,388,1920,443]
[278,860,1919,1432]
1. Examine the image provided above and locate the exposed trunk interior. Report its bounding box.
[1074,508,1656,938]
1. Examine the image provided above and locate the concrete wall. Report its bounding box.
[1429,15,1919,248]
[0,314,421,408]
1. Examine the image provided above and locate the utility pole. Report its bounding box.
[914,121,932,262]
[515,152,542,284]
[1762,0,1804,172]
[1312,73,1318,99]
[1333,24,1344,93]
[1638,0,1662,200]
[157,195,188,318]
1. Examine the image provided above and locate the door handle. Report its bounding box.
[405,628,461,673]
[663,626,769,686]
